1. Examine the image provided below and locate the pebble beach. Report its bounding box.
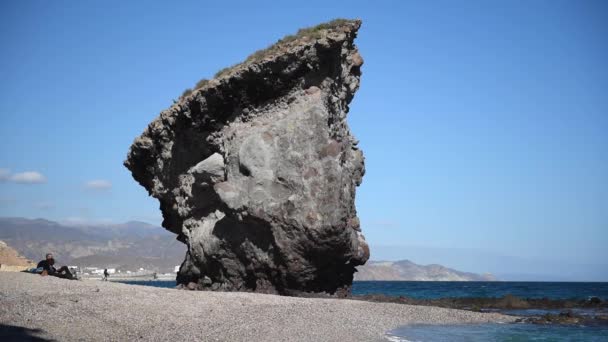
[0,272,516,341]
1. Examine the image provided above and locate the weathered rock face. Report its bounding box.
[125,19,368,295]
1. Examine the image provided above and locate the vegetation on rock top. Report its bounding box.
[178,18,358,100]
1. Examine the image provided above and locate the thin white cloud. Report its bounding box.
[84,179,112,191]
[9,171,47,184]
[0,169,47,184]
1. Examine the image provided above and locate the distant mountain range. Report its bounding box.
[0,217,184,273]
[355,260,496,281]
[1,217,495,280]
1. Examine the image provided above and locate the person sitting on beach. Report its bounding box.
[37,253,75,280]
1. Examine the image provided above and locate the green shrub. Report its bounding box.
[181,88,193,98]
[195,78,209,89]
[213,66,233,79]
[241,18,353,65]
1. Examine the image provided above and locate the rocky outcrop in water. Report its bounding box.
[125,19,368,295]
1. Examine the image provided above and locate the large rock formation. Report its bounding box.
[125,19,368,295]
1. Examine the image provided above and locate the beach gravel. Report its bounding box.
[0,272,516,341]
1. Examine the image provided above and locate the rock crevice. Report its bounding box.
[125,19,368,295]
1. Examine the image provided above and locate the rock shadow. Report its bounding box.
[0,324,53,341]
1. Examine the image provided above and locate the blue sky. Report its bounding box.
[1,1,606,280]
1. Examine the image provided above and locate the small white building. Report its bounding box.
[91,268,115,275]
[174,266,180,273]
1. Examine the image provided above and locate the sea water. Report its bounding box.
[357,282,608,341]
[116,280,608,341]
[116,280,608,300]
[385,323,608,341]
[353,281,608,300]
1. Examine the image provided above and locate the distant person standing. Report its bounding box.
[37,253,75,280]
[103,268,109,281]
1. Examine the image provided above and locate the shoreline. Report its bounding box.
[108,278,608,326]
[105,278,608,312]
[0,272,516,341]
